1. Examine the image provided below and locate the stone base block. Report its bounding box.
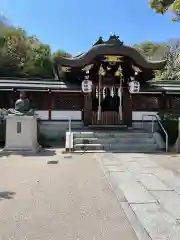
[4,115,39,153]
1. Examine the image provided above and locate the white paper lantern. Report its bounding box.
[128,80,140,93]
[82,80,92,93]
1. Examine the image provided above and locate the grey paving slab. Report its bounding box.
[113,153,145,162]
[151,190,180,220]
[115,153,159,168]
[121,161,159,175]
[104,165,127,172]
[102,158,122,166]
[151,168,180,190]
[109,172,156,204]
[131,203,180,240]
[132,158,159,168]
[121,202,151,240]
[114,153,146,158]
[96,153,122,166]
[136,173,172,191]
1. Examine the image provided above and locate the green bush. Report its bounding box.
[0,120,6,146]
[158,111,179,146]
[0,109,7,146]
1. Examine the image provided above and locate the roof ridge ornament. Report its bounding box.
[93,36,104,46]
[106,34,123,46]
[93,34,123,46]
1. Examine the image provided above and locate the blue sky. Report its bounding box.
[0,0,179,55]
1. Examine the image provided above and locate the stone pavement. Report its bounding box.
[0,150,137,240]
[94,152,180,240]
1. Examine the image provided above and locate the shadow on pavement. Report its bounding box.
[0,148,57,158]
[21,149,57,157]
[0,191,15,200]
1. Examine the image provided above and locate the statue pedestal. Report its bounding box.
[4,115,40,153]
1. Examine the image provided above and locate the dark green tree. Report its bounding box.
[0,25,71,79]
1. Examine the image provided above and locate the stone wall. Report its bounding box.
[38,120,83,141]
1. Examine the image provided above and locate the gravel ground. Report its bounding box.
[0,150,137,240]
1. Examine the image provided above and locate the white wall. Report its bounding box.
[35,110,49,120]
[132,111,158,121]
[132,111,159,131]
[39,121,83,140]
[36,110,158,122]
[51,110,82,120]
[35,110,82,121]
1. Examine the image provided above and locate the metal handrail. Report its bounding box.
[142,114,168,152]
[68,117,72,152]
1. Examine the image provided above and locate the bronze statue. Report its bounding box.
[8,91,35,116]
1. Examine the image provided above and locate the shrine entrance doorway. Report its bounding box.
[91,82,123,125]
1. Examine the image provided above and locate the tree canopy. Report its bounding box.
[148,0,180,20]
[0,23,180,81]
[133,41,166,60]
[135,39,180,80]
[0,25,71,79]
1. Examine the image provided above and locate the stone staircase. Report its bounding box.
[71,128,162,153]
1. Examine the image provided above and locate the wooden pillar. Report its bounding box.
[122,87,132,127]
[9,91,15,108]
[97,75,102,123]
[48,90,54,121]
[159,92,167,111]
[83,92,92,126]
[12,89,19,107]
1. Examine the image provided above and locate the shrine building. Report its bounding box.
[0,35,180,140]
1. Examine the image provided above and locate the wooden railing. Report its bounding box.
[92,111,121,125]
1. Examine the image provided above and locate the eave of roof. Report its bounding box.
[0,79,81,91]
[54,44,166,70]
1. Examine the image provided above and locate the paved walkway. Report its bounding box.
[2,150,180,239]
[94,152,180,240]
[0,150,137,240]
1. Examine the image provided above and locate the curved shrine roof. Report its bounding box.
[54,35,166,70]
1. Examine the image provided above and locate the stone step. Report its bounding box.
[108,149,161,153]
[73,149,160,153]
[73,131,153,138]
[104,145,158,152]
[73,137,155,145]
[88,125,128,130]
[74,143,158,152]
[73,150,106,153]
[74,143,104,150]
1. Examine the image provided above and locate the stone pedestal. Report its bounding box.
[4,115,40,153]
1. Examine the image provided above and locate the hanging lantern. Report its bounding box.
[61,66,71,72]
[128,80,140,93]
[82,80,92,93]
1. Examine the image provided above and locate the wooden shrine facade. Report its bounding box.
[0,79,180,124]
